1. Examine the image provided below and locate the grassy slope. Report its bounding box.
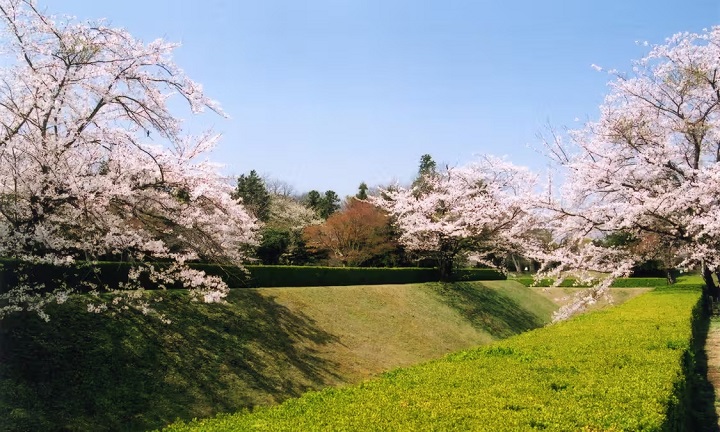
[163,286,704,432]
[265,281,558,381]
[535,287,652,310]
[0,281,555,432]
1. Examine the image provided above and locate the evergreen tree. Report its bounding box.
[256,228,291,264]
[233,170,271,222]
[412,154,438,195]
[302,189,341,219]
[356,182,369,200]
[304,190,322,213]
[418,154,437,177]
[319,190,341,219]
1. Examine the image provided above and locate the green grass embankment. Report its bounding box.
[513,276,668,287]
[0,280,555,432]
[163,286,704,432]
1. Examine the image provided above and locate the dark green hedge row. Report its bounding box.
[0,259,505,292]
[513,276,668,288]
[0,259,136,294]
[148,265,505,288]
[450,268,507,282]
[194,265,438,287]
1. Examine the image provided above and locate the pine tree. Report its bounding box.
[233,170,271,222]
[356,182,369,200]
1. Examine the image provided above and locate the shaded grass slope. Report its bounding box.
[1,281,555,431]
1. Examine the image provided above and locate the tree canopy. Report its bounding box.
[356,182,369,200]
[0,0,258,320]
[303,198,394,267]
[303,189,340,219]
[540,26,720,318]
[372,156,537,279]
[233,170,271,223]
[5,0,720,326]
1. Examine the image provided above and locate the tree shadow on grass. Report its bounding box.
[431,282,546,339]
[681,311,720,432]
[0,289,342,432]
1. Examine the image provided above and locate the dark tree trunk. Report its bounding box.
[665,268,676,285]
[702,264,720,299]
[436,239,456,282]
[438,255,454,281]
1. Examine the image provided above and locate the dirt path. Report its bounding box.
[706,319,720,428]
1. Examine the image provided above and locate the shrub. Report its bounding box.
[196,265,506,287]
[450,268,507,282]
[0,259,137,294]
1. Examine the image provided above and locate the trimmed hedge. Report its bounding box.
[513,276,668,288]
[0,259,137,294]
[241,266,505,288]
[205,265,442,287]
[0,260,505,292]
[451,268,507,282]
[162,286,704,432]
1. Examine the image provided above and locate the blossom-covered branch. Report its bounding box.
[539,26,720,319]
[0,0,258,320]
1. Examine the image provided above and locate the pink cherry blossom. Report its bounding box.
[372,155,538,279]
[539,26,720,319]
[0,0,258,320]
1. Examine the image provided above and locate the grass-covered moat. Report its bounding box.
[0,280,556,431]
[163,285,712,431]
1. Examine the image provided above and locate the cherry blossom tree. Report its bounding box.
[540,27,720,319]
[258,194,320,264]
[0,0,258,320]
[267,194,320,233]
[372,156,538,280]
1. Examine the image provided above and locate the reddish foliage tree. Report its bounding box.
[302,199,395,266]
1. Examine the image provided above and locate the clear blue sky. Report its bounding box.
[53,0,720,197]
